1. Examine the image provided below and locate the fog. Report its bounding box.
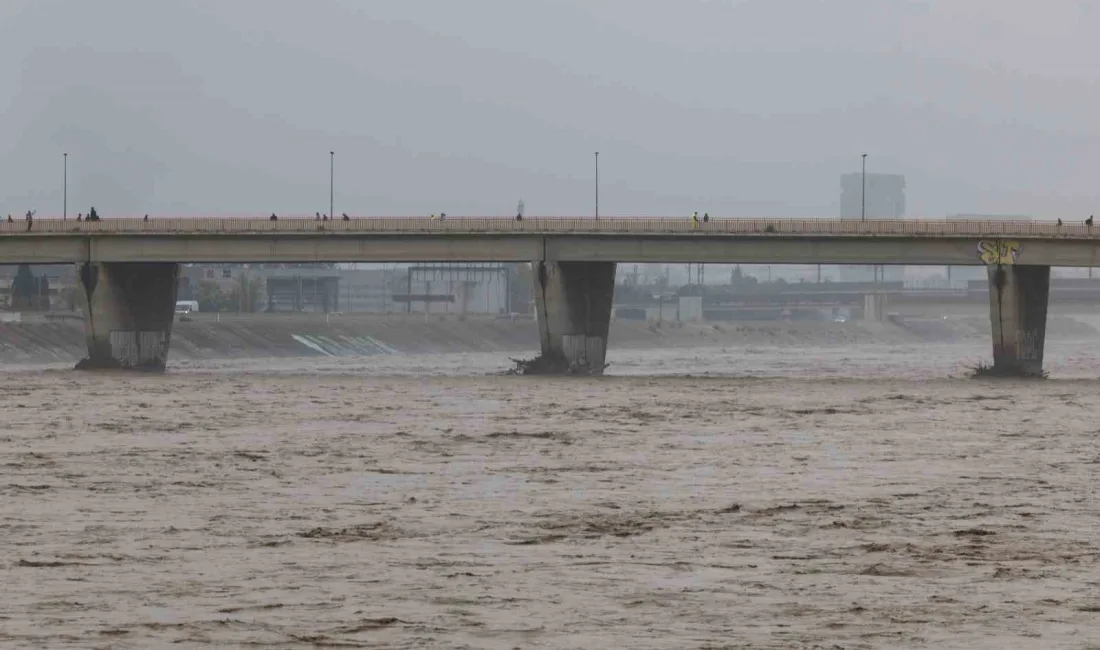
[0,0,1097,218]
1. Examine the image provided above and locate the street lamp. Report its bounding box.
[63,153,68,221]
[329,151,335,220]
[860,153,867,222]
[594,151,599,220]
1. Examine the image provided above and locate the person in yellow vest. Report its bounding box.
[430,213,438,220]
[692,211,699,229]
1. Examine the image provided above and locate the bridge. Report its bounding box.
[1,216,1088,376]
[1,216,1098,265]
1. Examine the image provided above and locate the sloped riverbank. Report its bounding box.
[0,312,1095,366]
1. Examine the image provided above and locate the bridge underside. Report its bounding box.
[4,234,1100,267]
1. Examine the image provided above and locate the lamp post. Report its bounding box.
[63,153,68,221]
[329,151,335,220]
[860,153,867,222]
[594,151,599,220]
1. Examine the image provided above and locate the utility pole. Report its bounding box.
[329,151,335,221]
[63,153,68,221]
[861,153,867,222]
[594,151,599,220]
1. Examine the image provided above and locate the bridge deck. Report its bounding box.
[3,217,1098,266]
[0,217,1095,239]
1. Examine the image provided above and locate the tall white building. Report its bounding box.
[839,172,907,282]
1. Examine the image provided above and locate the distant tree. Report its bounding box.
[228,273,265,312]
[10,264,37,309]
[197,281,228,312]
[39,275,50,310]
[177,277,195,301]
[729,265,759,290]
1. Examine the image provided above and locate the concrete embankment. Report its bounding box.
[0,312,1096,366]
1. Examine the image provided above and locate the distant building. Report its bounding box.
[179,263,525,314]
[840,173,906,220]
[839,172,907,282]
[400,264,512,315]
[180,264,344,313]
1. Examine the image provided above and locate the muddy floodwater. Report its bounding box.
[2,341,1100,649]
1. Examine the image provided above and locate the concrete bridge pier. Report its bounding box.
[862,293,889,322]
[75,262,181,371]
[987,265,1050,376]
[533,261,616,374]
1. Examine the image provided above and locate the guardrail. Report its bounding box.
[0,217,1095,238]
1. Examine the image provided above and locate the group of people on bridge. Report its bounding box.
[691,212,711,228]
[5,207,105,231]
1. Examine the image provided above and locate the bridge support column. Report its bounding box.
[987,265,1049,377]
[75,262,180,371]
[862,294,888,322]
[533,261,616,374]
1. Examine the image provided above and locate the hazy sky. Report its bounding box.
[0,0,1097,218]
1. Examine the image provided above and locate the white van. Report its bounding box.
[175,300,200,314]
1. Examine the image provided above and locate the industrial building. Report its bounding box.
[397,264,514,315]
[177,263,524,314]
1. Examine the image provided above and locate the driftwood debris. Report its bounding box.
[508,353,608,376]
[969,361,1047,379]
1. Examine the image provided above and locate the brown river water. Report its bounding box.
[2,341,1099,649]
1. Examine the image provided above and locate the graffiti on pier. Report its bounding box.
[977,240,1021,266]
[1017,328,1043,361]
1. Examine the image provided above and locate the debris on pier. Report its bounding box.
[969,361,1048,379]
[507,352,608,376]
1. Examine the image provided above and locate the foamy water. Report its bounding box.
[2,343,1099,649]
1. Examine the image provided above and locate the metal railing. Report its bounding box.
[0,216,1094,239]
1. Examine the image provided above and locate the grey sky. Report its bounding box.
[0,0,1097,218]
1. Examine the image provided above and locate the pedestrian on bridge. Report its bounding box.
[1088,215,1095,227]
[342,213,350,221]
[692,211,699,229]
[703,212,710,223]
[270,213,278,221]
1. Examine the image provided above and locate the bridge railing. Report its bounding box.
[0,216,1090,238]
